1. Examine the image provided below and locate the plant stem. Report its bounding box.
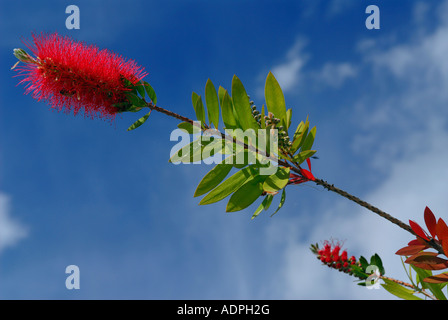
[313,178,414,234]
[145,101,444,254]
[379,275,437,300]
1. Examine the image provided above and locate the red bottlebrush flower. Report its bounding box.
[13,32,147,120]
[341,250,348,262]
[312,240,357,274]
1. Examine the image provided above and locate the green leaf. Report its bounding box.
[127,111,151,131]
[291,119,309,154]
[350,265,368,280]
[301,126,316,152]
[263,167,290,193]
[370,254,385,276]
[265,72,287,129]
[221,90,238,130]
[226,176,265,212]
[143,81,157,105]
[286,108,292,130]
[251,194,273,219]
[194,163,233,197]
[410,265,447,300]
[359,256,369,270]
[260,105,266,129]
[196,95,207,126]
[231,75,259,131]
[218,86,226,106]
[125,92,147,108]
[199,166,255,205]
[293,150,316,165]
[205,79,220,129]
[135,82,146,98]
[177,121,201,134]
[270,188,286,217]
[169,139,202,163]
[381,279,423,300]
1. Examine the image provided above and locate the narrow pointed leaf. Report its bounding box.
[293,150,316,165]
[424,273,448,284]
[381,279,423,300]
[436,218,448,243]
[231,75,259,131]
[194,163,233,197]
[409,220,429,241]
[199,166,254,205]
[270,188,286,217]
[205,79,220,129]
[127,111,151,131]
[301,126,316,152]
[226,177,264,212]
[251,194,274,220]
[221,90,238,129]
[135,82,145,98]
[406,252,448,270]
[286,108,292,130]
[177,121,201,134]
[218,86,226,106]
[291,119,309,153]
[424,207,437,239]
[265,72,287,129]
[192,92,206,125]
[169,139,201,163]
[395,245,427,256]
[263,167,290,193]
[410,265,447,300]
[125,92,147,108]
[143,82,157,104]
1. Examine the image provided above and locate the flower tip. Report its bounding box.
[13,48,35,64]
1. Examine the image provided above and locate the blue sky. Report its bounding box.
[1,0,448,299]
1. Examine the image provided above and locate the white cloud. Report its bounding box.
[263,0,448,300]
[312,62,357,88]
[270,39,308,93]
[0,193,27,254]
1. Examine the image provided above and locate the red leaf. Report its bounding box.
[395,245,427,256]
[300,168,315,181]
[408,238,427,246]
[409,220,429,241]
[423,273,448,284]
[306,158,312,172]
[412,263,448,271]
[436,218,448,244]
[406,252,448,270]
[424,207,437,239]
[437,218,448,257]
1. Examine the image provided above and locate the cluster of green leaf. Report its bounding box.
[349,253,385,286]
[114,77,157,131]
[170,72,318,219]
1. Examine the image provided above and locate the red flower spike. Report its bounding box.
[409,220,429,241]
[14,32,147,121]
[424,207,437,239]
[314,240,356,274]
